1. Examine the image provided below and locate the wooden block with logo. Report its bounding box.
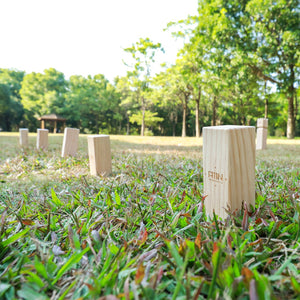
[88,135,112,176]
[19,128,29,148]
[61,127,80,157]
[37,129,49,150]
[256,118,268,150]
[203,125,256,219]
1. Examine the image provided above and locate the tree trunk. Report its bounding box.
[287,94,295,139]
[182,98,187,137]
[182,105,186,137]
[287,67,295,139]
[141,97,145,136]
[195,99,200,137]
[126,115,130,135]
[264,97,268,119]
[264,81,268,118]
[171,111,177,137]
[195,87,201,138]
[141,109,145,136]
[212,96,217,126]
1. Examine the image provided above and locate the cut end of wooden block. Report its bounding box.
[204,125,254,130]
[87,134,110,138]
[203,125,256,219]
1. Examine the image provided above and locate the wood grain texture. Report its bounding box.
[203,125,255,219]
[88,135,112,176]
[61,128,80,157]
[36,129,49,150]
[19,128,29,148]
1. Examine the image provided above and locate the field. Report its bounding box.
[0,132,299,300]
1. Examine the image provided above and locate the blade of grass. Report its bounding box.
[2,227,31,248]
[52,246,90,285]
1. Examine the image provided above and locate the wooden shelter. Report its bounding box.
[38,114,66,133]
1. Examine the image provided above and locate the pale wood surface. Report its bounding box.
[61,128,80,157]
[88,135,112,176]
[257,118,268,128]
[256,118,268,150]
[256,128,268,150]
[36,129,49,150]
[203,125,255,219]
[19,128,29,148]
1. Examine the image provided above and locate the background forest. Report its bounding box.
[0,0,299,138]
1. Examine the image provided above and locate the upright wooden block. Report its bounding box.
[37,129,49,150]
[19,128,29,148]
[256,118,268,150]
[61,127,80,157]
[257,118,268,128]
[203,125,255,219]
[88,135,112,176]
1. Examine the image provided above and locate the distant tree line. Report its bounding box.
[0,0,299,137]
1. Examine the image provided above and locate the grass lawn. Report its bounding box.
[0,132,299,299]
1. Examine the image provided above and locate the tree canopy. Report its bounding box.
[0,1,299,137]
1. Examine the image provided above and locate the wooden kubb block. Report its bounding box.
[257,118,268,129]
[37,129,49,150]
[203,126,256,219]
[19,128,29,148]
[256,118,268,150]
[88,135,112,176]
[256,128,268,150]
[61,127,80,157]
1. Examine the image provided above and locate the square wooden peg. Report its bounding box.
[37,129,49,150]
[19,128,29,148]
[88,135,112,176]
[256,118,268,150]
[61,128,80,157]
[203,125,256,219]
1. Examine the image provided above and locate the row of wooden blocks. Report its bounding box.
[19,128,112,176]
[19,119,268,219]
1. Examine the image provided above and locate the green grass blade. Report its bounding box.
[52,247,90,285]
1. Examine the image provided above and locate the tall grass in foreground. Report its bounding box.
[0,134,299,299]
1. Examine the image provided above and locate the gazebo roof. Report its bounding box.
[38,114,66,121]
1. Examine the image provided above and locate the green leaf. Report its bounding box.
[115,191,121,206]
[106,193,112,207]
[34,256,49,280]
[0,283,11,296]
[291,277,300,294]
[22,271,45,288]
[166,241,183,266]
[2,227,30,247]
[52,247,90,285]
[50,189,63,208]
[17,283,48,300]
[108,243,119,255]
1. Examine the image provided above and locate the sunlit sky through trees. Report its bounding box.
[0,0,198,81]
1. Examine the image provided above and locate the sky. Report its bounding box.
[0,0,198,82]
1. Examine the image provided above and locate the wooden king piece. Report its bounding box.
[87,135,112,176]
[61,127,80,157]
[203,126,256,219]
[36,129,49,150]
